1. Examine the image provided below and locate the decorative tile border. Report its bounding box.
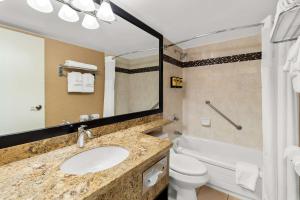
[116,67,131,74]
[163,52,262,68]
[116,66,159,74]
[116,51,262,71]
[163,54,184,67]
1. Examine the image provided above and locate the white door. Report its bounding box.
[0,27,45,135]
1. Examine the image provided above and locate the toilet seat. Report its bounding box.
[169,149,209,200]
[170,168,209,187]
[170,150,207,176]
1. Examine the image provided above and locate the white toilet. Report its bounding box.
[169,149,209,200]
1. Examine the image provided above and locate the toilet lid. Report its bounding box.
[170,151,207,176]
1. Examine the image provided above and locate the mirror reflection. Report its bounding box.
[0,0,159,136]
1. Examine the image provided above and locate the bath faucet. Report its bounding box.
[174,131,183,136]
[77,125,93,148]
[173,139,181,153]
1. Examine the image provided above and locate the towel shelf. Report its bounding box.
[271,4,300,43]
[58,65,98,77]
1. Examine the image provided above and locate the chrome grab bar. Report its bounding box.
[205,101,242,130]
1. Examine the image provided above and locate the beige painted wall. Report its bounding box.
[45,39,105,126]
[0,25,106,128]
[182,35,262,149]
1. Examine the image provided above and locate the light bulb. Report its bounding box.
[27,0,53,13]
[72,0,95,12]
[97,0,115,22]
[58,4,79,22]
[82,14,99,30]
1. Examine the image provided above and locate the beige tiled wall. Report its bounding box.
[163,39,184,137]
[182,35,262,149]
[115,72,129,115]
[185,35,261,61]
[115,56,159,115]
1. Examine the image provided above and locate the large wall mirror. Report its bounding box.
[0,0,163,148]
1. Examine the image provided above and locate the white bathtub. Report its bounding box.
[175,136,262,200]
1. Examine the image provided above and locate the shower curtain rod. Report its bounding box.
[165,23,264,48]
[113,21,298,59]
[112,47,158,60]
[113,23,264,59]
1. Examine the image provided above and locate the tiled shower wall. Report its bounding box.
[164,35,263,150]
[162,39,184,137]
[115,56,159,115]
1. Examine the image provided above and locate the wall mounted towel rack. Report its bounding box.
[57,65,98,77]
[205,101,242,130]
[271,4,300,43]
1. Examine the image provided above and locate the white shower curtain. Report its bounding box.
[261,16,299,200]
[103,56,116,118]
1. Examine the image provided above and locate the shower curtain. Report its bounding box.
[103,56,116,118]
[261,16,299,200]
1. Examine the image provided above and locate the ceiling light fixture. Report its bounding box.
[27,0,53,13]
[2,0,116,30]
[82,14,100,30]
[58,4,79,22]
[97,0,116,22]
[71,0,95,12]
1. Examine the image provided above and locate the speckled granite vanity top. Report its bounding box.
[0,120,172,200]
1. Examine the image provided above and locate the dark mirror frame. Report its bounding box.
[0,1,163,149]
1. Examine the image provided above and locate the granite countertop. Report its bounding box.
[0,120,172,200]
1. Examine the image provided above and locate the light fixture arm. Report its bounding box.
[55,0,113,24]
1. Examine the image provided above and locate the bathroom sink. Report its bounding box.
[60,146,129,175]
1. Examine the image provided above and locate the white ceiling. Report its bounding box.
[112,0,277,49]
[0,0,159,57]
[0,0,278,54]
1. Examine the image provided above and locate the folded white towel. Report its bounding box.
[236,162,259,192]
[284,145,300,159]
[284,146,300,176]
[283,37,300,72]
[292,73,300,92]
[278,0,300,12]
[82,73,95,93]
[68,72,83,93]
[65,60,97,71]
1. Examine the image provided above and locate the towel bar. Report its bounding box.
[57,65,98,77]
[205,101,242,130]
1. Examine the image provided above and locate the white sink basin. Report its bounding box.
[60,146,129,175]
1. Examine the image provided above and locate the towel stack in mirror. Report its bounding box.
[68,72,95,93]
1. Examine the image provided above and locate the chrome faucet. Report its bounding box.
[77,125,93,148]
